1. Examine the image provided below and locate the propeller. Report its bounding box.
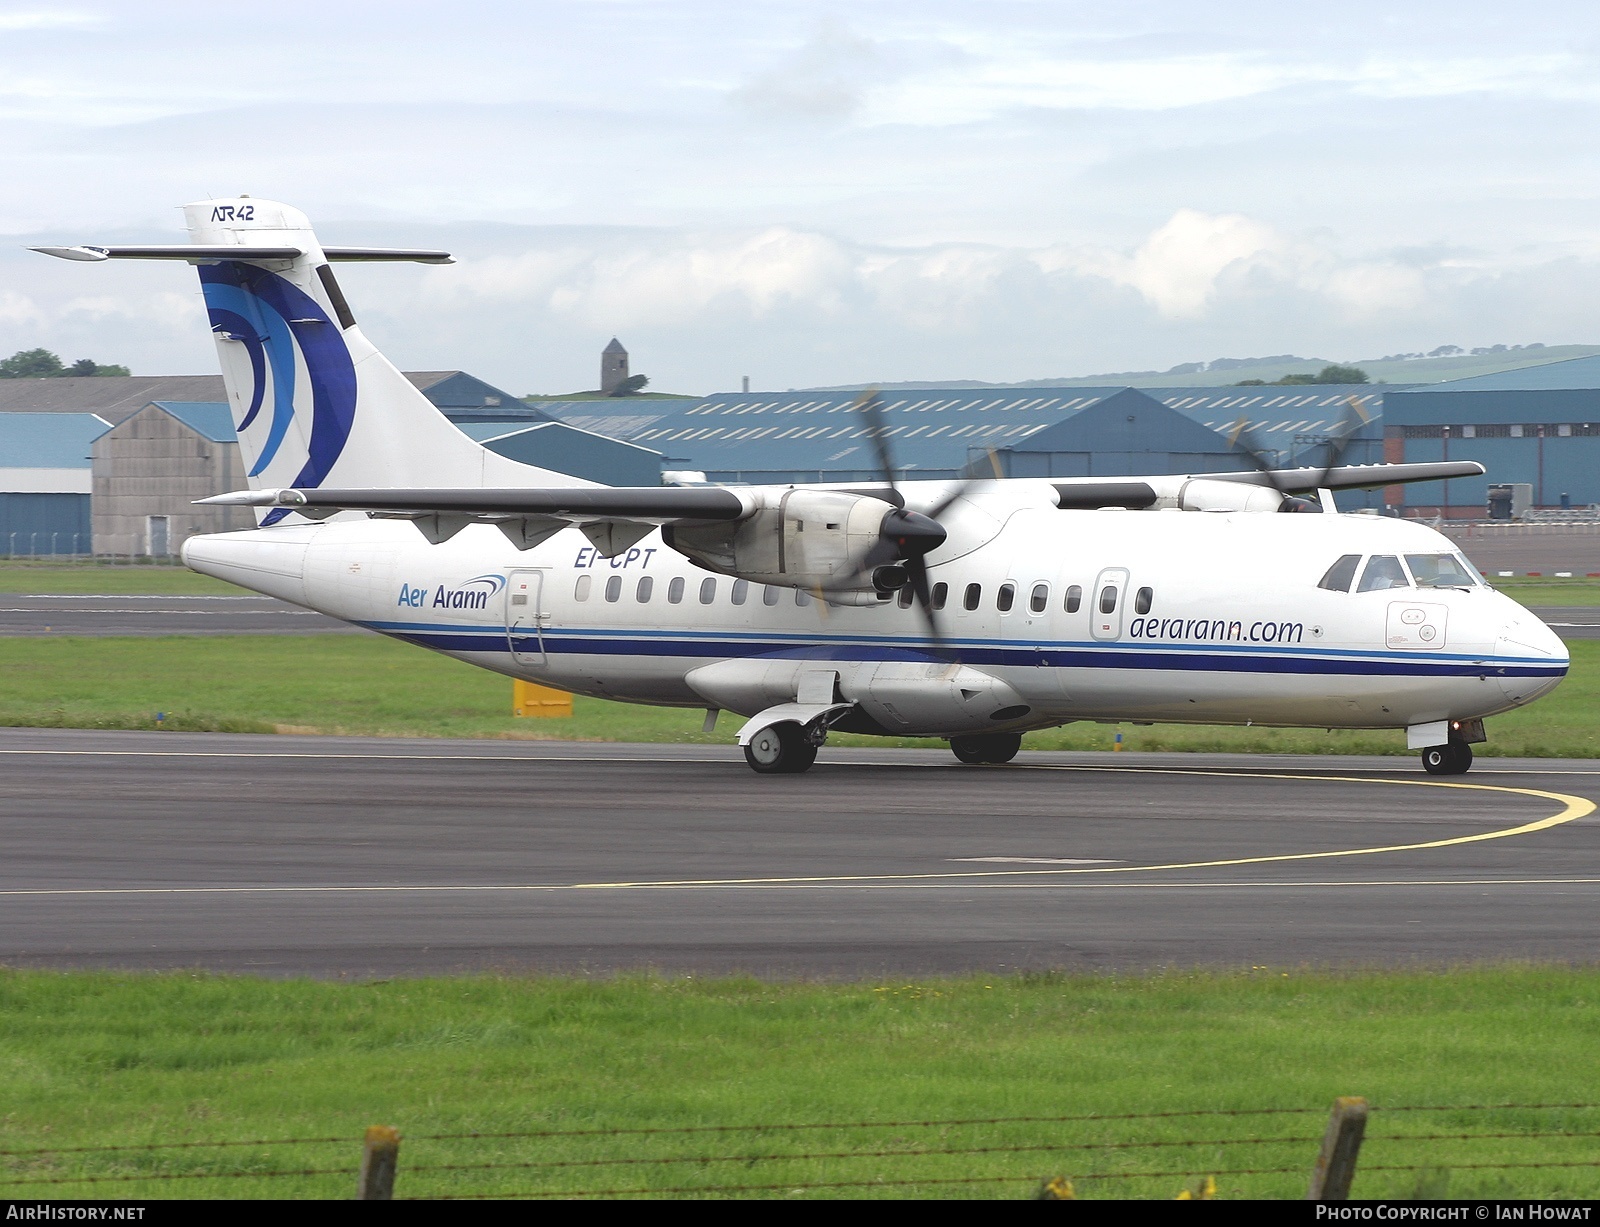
[851,388,992,647]
[1224,394,1366,512]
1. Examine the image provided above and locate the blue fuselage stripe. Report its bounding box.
[366,622,1565,679]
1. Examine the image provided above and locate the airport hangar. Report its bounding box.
[555,353,1600,520]
[3,351,1599,558]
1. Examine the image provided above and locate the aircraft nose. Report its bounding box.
[1494,613,1569,706]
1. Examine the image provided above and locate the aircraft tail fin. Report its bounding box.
[38,198,592,525]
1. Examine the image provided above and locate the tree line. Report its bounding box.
[0,348,129,379]
[1236,364,1367,387]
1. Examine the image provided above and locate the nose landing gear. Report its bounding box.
[1421,740,1473,776]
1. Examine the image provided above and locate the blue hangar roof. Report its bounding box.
[455,420,663,487]
[622,387,1142,481]
[146,401,238,442]
[1384,355,1600,426]
[1388,354,1600,392]
[0,412,112,468]
[1154,385,1387,468]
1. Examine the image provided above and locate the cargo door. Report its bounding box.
[506,569,547,666]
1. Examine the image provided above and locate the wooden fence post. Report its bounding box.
[357,1125,401,1200]
[1307,1097,1367,1200]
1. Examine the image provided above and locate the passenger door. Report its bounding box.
[1090,567,1129,641]
[505,569,547,666]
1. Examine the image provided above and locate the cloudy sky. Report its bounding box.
[2,1,1599,393]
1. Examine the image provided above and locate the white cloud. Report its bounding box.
[2,5,1600,386]
[0,11,103,32]
[731,22,882,119]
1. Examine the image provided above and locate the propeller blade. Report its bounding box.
[904,554,949,653]
[1226,405,1364,513]
[857,388,898,494]
[848,385,956,653]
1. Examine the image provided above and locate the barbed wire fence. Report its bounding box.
[3,1101,1600,1200]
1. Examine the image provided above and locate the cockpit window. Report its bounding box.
[1318,554,1361,593]
[1357,555,1410,592]
[1406,553,1479,589]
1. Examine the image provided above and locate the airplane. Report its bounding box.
[34,198,1569,776]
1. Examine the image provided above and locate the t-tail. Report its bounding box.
[34,197,592,525]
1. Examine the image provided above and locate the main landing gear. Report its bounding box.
[743,722,819,774]
[1421,740,1473,776]
[950,733,1022,765]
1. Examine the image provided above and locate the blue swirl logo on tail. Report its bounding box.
[200,263,357,525]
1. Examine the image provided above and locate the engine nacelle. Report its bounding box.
[1173,479,1286,514]
[663,489,900,594]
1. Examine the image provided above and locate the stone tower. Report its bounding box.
[600,337,629,395]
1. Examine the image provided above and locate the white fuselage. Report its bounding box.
[182,484,1569,738]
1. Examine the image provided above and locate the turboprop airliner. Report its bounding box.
[35,198,1569,775]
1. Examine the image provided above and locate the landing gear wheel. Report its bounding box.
[1421,741,1473,776]
[743,723,818,774]
[950,733,1023,765]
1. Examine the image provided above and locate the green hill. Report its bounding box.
[804,344,1600,393]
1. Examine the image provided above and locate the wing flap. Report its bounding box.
[1200,460,1486,492]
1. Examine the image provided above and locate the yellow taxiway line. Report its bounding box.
[0,767,1589,897]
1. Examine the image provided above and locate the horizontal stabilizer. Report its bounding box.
[31,245,453,264]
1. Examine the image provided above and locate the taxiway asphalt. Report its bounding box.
[0,594,362,636]
[1,728,1596,978]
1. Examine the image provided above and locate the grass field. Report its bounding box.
[1489,577,1600,607]
[0,633,1594,756]
[0,561,239,595]
[0,967,1597,1200]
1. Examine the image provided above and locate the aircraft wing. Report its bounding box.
[1196,460,1486,493]
[1048,460,1486,508]
[198,485,752,552]
[200,485,747,519]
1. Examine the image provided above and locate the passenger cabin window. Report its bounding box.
[731,579,749,605]
[996,583,1015,612]
[1098,584,1119,615]
[796,588,812,607]
[963,583,982,611]
[1029,583,1049,614]
[575,574,592,601]
[1406,554,1479,588]
[668,577,685,604]
[763,584,781,606]
[604,575,622,602]
[1065,584,1082,613]
[1318,554,1361,593]
[931,582,948,611]
[636,576,653,603]
[1357,555,1410,593]
[897,584,914,609]
[1134,586,1153,615]
[699,578,717,604]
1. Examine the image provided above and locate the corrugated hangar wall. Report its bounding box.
[0,412,106,554]
[0,493,90,556]
[92,404,251,556]
[1383,355,1600,515]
